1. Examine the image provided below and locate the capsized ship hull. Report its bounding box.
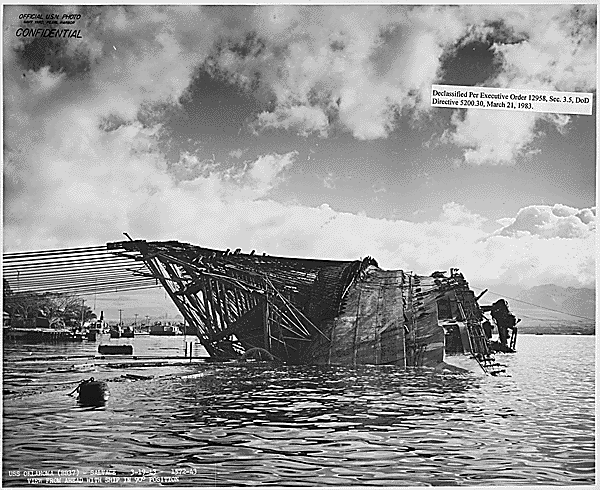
[108,240,517,374]
[303,266,511,374]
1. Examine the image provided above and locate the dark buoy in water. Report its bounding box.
[72,377,109,406]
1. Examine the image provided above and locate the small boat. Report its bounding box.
[109,326,121,338]
[121,326,134,338]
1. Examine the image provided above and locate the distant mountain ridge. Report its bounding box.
[516,284,595,320]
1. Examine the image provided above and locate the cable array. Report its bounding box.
[472,285,594,322]
[3,245,593,324]
[3,245,159,297]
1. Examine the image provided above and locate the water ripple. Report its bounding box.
[3,335,595,486]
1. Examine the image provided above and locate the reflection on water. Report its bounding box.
[2,335,595,486]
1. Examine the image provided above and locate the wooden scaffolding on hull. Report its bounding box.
[107,240,374,363]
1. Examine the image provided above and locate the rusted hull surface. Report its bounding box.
[306,268,406,366]
[407,276,445,368]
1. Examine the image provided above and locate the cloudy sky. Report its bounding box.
[3,5,596,317]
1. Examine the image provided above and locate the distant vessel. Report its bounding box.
[88,311,105,341]
[149,323,181,336]
[109,326,121,338]
[121,326,135,338]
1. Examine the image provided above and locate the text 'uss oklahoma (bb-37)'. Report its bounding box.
[431,84,593,115]
[6,466,189,485]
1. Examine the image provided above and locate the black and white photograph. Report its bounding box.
[2,4,596,487]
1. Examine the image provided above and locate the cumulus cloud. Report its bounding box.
[491,5,597,92]
[4,25,297,248]
[322,172,336,189]
[445,5,596,165]
[170,152,217,181]
[440,202,486,228]
[25,66,66,92]
[225,200,595,289]
[3,6,595,292]
[196,4,596,161]
[225,152,296,199]
[447,109,539,165]
[5,6,597,154]
[228,148,245,159]
[495,204,596,239]
[255,105,329,137]
[204,6,480,140]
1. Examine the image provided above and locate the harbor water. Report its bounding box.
[2,334,595,486]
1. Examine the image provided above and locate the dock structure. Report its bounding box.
[4,327,78,343]
[106,240,506,370]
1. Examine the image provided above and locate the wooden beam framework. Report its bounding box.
[108,240,370,362]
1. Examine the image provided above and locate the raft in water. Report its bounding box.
[98,344,133,355]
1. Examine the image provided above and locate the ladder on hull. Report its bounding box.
[457,303,505,376]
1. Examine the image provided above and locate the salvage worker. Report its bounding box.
[482,320,493,339]
[498,321,508,346]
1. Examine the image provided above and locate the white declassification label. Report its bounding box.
[431,84,593,115]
